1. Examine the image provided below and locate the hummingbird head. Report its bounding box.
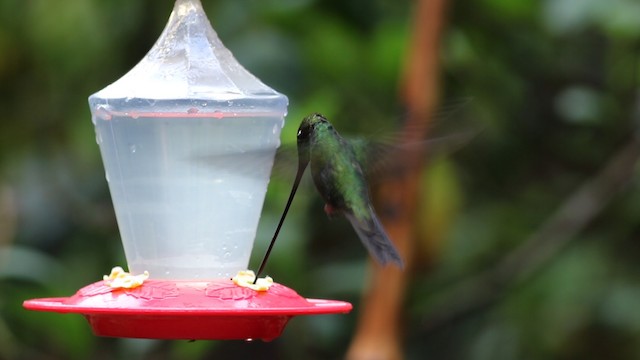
[297,113,327,167]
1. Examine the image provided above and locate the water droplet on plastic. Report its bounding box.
[131,112,140,119]
[130,144,137,153]
[245,338,253,343]
[213,110,224,119]
[188,107,199,114]
[223,252,231,259]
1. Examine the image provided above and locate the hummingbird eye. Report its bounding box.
[297,123,311,140]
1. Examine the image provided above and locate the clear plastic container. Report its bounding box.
[89,0,287,279]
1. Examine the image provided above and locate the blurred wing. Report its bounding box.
[269,143,300,181]
[349,99,480,180]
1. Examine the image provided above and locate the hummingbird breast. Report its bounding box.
[309,128,370,218]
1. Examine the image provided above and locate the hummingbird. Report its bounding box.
[254,113,404,281]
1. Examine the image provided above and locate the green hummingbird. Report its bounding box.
[254,113,404,280]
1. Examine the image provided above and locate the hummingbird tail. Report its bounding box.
[345,210,404,269]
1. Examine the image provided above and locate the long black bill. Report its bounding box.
[253,162,308,283]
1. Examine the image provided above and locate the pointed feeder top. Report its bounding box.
[93,0,287,112]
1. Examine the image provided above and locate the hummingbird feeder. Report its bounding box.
[23,0,351,341]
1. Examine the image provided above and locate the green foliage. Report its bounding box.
[1,0,639,359]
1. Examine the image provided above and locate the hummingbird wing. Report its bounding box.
[347,101,479,181]
[344,207,404,268]
[348,130,478,183]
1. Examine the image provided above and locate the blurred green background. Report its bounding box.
[2,0,640,359]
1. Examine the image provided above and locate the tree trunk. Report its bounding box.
[346,0,447,358]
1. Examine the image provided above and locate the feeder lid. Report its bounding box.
[23,279,352,341]
[92,0,286,108]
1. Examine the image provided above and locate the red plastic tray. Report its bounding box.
[23,279,352,341]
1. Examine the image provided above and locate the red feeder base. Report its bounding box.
[23,279,352,341]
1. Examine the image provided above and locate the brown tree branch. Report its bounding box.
[346,0,448,359]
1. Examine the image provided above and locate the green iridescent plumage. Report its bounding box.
[254,113,403,280]
[302,114,403,267]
